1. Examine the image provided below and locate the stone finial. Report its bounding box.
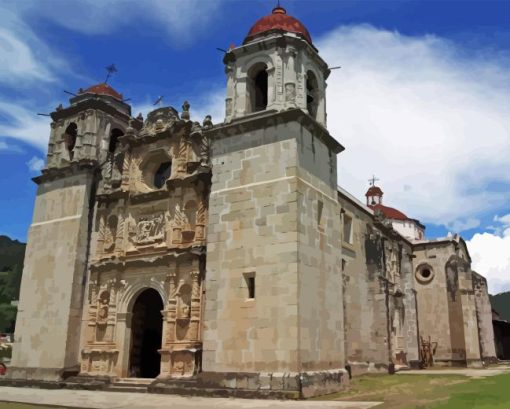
[78,88,84,94]
[136,112,144,122]
[202,115,213,129]
[181,101,190,120]
[56,103,64,111]
[126,118,136,136]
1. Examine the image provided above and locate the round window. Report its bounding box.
[415,264,434,284]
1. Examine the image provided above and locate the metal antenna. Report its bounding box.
[63,90,77,97]
[330,66,342,70]
[216,47,227,53]
[104,64,117,84]
[153,96,164,106]
[37,113,51,117]
[368,175,380,186]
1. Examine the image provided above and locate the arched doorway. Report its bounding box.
[129,288,164,378]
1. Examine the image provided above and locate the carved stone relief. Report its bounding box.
[82,102,210,378]
[103,216,118,253]
[135,214,165,244]
[285,83,296,102]
[171,351,194,377]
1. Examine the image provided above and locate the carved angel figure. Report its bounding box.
[96,291,110,325]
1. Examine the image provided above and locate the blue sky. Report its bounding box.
[1,0,510,292]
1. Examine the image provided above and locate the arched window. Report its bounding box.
[109,128,124,155]
[306,71,319,119]
[64,123,78,160]
[248,63,268,113]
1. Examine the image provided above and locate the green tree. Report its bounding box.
[0,303,16,333]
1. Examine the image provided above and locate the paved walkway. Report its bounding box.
[399,365,510,378]
[0,387,382,409]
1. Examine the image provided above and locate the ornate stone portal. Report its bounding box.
[80,104,211,379]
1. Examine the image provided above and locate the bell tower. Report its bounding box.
[10,83,132,381]
[224,5,329,126]
[203,5,348,397]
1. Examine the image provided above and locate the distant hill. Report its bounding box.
[0,235,26,332]
[490,292,510,321]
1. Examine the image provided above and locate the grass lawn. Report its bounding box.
[311,372,510,408]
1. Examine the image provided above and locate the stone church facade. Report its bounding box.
[7,5,496,399]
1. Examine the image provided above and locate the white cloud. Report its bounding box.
[446,218,481,234]
[5,0,223,44]
[26,156,45,172]
[0,102,51,152]
[467,230,510,294]
[0,7,65,85]
[317,25,510,229]
[491,214,510,238]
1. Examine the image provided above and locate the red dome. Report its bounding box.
[366,186,383,197]
[244,6,312,45]
[82,83,123,100]
[370,204,408,221]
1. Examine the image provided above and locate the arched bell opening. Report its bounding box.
[108,128,124,155]
[128,288,164,378]
[247,63,268,113]
[64,122,78,160]
[306,70,319,119]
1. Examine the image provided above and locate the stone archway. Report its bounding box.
[128,288,164,378]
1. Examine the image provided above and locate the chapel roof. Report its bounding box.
[370,203,409,221]
[244,5,312,45]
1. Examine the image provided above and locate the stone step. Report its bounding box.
[115,378,154,385]
[106,385,148,393]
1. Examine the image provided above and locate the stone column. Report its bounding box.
[189,270,201,341]
[165,270,177,345]
[195,195,207,242]
[225,63,235,122]
[177,134,188,174]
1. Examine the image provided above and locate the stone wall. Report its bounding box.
[296,142,343,371]
[472,272,497,363]
[338,196,387,374]
[413,239,485,366]
[413,243,455,364]
[10,170,94,380]
[203,110,347,396]
[338,190,419,374]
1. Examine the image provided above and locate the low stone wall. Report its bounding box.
[3,365,79,382]
[1,369,349,400]
[150,369,349,399]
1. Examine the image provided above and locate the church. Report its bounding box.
[5,4,496,399]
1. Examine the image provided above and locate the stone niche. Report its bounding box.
[159,267,202,379]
